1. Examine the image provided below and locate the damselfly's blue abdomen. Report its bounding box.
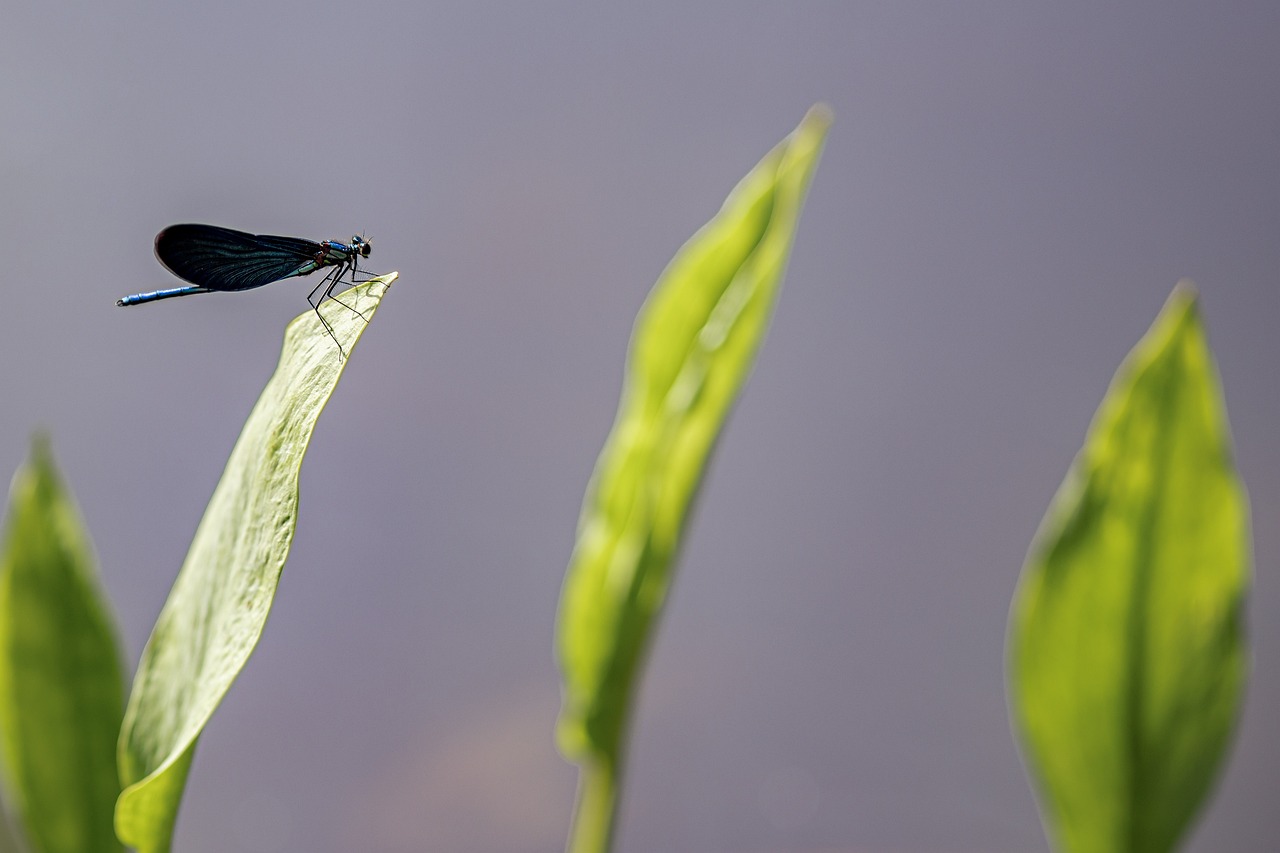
[116,285,211,307]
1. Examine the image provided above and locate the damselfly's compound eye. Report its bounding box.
[359,238,371,257]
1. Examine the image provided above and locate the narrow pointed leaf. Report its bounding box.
[555,107,829,851]
[115,275,396,853]
[0,438,125,853]
[1008,283,1250,853]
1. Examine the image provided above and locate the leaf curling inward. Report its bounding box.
[115,273,396,853]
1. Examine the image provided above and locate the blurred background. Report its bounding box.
[2,3,1278,851]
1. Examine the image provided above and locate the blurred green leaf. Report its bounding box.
[1008,283,1250,853]
[0,437,125,853]
[115,275,396,853]
[555,107,829,851]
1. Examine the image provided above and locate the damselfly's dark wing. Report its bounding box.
[154,224,323,292]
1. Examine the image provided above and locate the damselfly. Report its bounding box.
[117,224,374,356]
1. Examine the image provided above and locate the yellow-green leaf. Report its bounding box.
[1008,283,1250,853]
[0,437,125,853]
[555,106,829,851]
[115,275,395,852]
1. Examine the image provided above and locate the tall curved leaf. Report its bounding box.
[1009,283,1250,852]
[555,107,830,852]
[115,275,396,852]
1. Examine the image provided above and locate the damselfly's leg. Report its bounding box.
[324,258,370,322]
[307,267,347,358]
[340,265,381,313]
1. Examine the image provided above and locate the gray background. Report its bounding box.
[3,3,1278,851]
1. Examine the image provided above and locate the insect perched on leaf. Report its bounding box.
[117,224,375,356]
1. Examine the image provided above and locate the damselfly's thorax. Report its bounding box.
[312,235,371,267]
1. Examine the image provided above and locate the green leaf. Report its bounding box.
[1008,283,1250,853]
[0,437,125,853]
[115,275,396,853]
[555,106,830,851]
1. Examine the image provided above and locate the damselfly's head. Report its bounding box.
[351,235,372,258]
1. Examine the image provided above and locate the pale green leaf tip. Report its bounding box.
[793,104,833,154]
[1137,279,1203,362]
[12,433,55,490]
[1166,277,1199,316]
[802,102,835,130]
[28,431,51,460]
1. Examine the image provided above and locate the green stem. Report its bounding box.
[565,756,620,853]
